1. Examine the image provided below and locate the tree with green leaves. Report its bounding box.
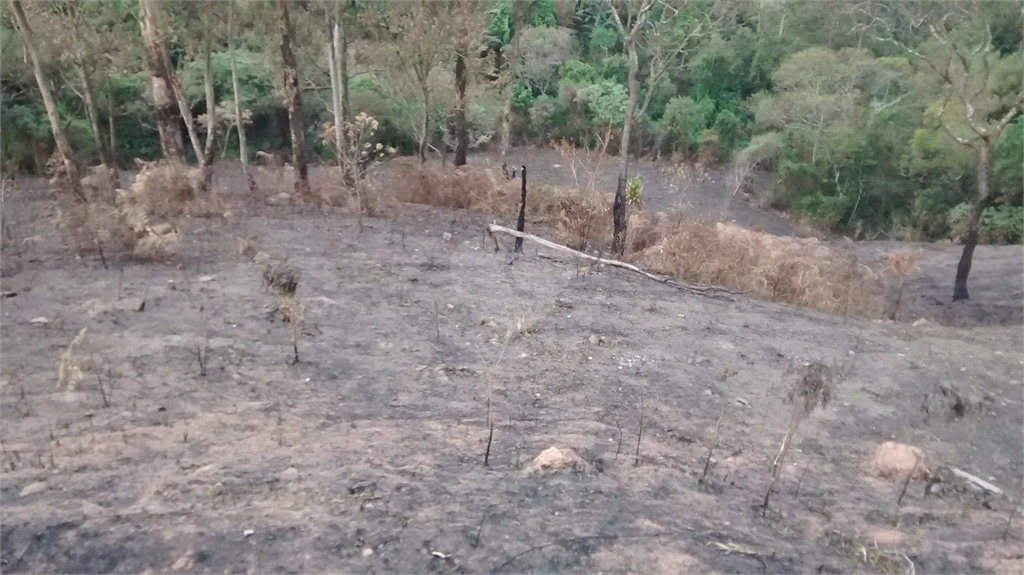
[8,0,82,199]
[607,0,706,253]
[867,0,1023,300]
[387,0,455,164]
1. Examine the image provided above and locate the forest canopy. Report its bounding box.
[2,0,1021,243]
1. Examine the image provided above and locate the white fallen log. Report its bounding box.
[485,223,739,299]
[951,468,1004,496]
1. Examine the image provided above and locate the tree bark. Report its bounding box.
[106,75,117,165]
[201,0,217,168]
[10,0,83,200]
[138,0,184,161]
[228,0,255,192]
[76,63,113,167]
[499,2,525,165]
[419,81,430,164]
[277,0,311,198]
[453,47,469,166]
[608,0,656,254]
[339,6,349,129]
[953,143,991,302]
[329,4,345,167]
[612,39,639,254]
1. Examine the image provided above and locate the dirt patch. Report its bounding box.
[1,155,1021,573]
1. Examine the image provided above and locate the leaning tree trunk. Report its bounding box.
[139,0,184,161]
[953,143,992,302]
[277,0,311,198]
[453,46,469,167]
[612,40,640,255]
[9,0,83,200]
[201,0,217,168]
[76,63,113,167]
[228,0,255,192]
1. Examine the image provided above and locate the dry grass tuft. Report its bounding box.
[629,216,882,317]
[55,161,216,261]
[392,159,512,212]
[57,327,91,391]
[263,262,300,297]
[881,249,922,320]
[316,167,398,217]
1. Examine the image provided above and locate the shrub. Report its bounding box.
[625,176,643,207]
[948,203,1024,244]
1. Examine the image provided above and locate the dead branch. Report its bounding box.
[485,223,740,299]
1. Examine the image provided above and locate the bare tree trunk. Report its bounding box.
[612,41,639,254]
[10,0,83,200]
[339,7,349,128]
[453,47,469,167]
[76,63,113,167]
[201,0,217,168]
[277,0,311,198]
[139,0,183,161]
[329,3,344,167]
[166,50,204,163]
[953,144,992,302]
[499,2,525,165]
[419,82,429,164]
[228,0,255,192]
[106,75,117,165]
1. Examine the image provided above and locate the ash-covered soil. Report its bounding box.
[1,155,1021,574]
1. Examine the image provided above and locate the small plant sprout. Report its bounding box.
[625,176,643,208]
[701,368,738,485]
[762,361,834,516]
[263,262,302,364]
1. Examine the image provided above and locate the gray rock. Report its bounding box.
[19,481,48,497]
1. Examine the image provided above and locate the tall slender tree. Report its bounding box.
[452,0,484,167]
[277,0,311,198]
[139,0,184,161]
[10,0,83,199]
[228,0,255,191]
[200,0,218,168]
[499,1,528,167]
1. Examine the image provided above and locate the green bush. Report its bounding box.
[660,96,714,152]
[948,203,1024,244]
[796,192,853,228]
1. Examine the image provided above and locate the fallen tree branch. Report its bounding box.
[486,223,741,299]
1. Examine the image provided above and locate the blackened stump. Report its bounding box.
[515,165,527,254]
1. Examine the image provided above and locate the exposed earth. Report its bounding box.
[1,149,1021,573]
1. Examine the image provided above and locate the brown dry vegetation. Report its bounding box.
[337,160,903,317]
[52,161,224,262]
[1,157,1020,574]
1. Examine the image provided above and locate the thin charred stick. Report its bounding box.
[484,420,494,467]
[514,165,527,254]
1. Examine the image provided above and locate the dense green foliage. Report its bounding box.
[2,0,1021,242]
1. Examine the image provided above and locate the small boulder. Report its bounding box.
[19,481,48,497]
[870,441,930,479]
[527,447,586,474]
[265,193,291,206]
